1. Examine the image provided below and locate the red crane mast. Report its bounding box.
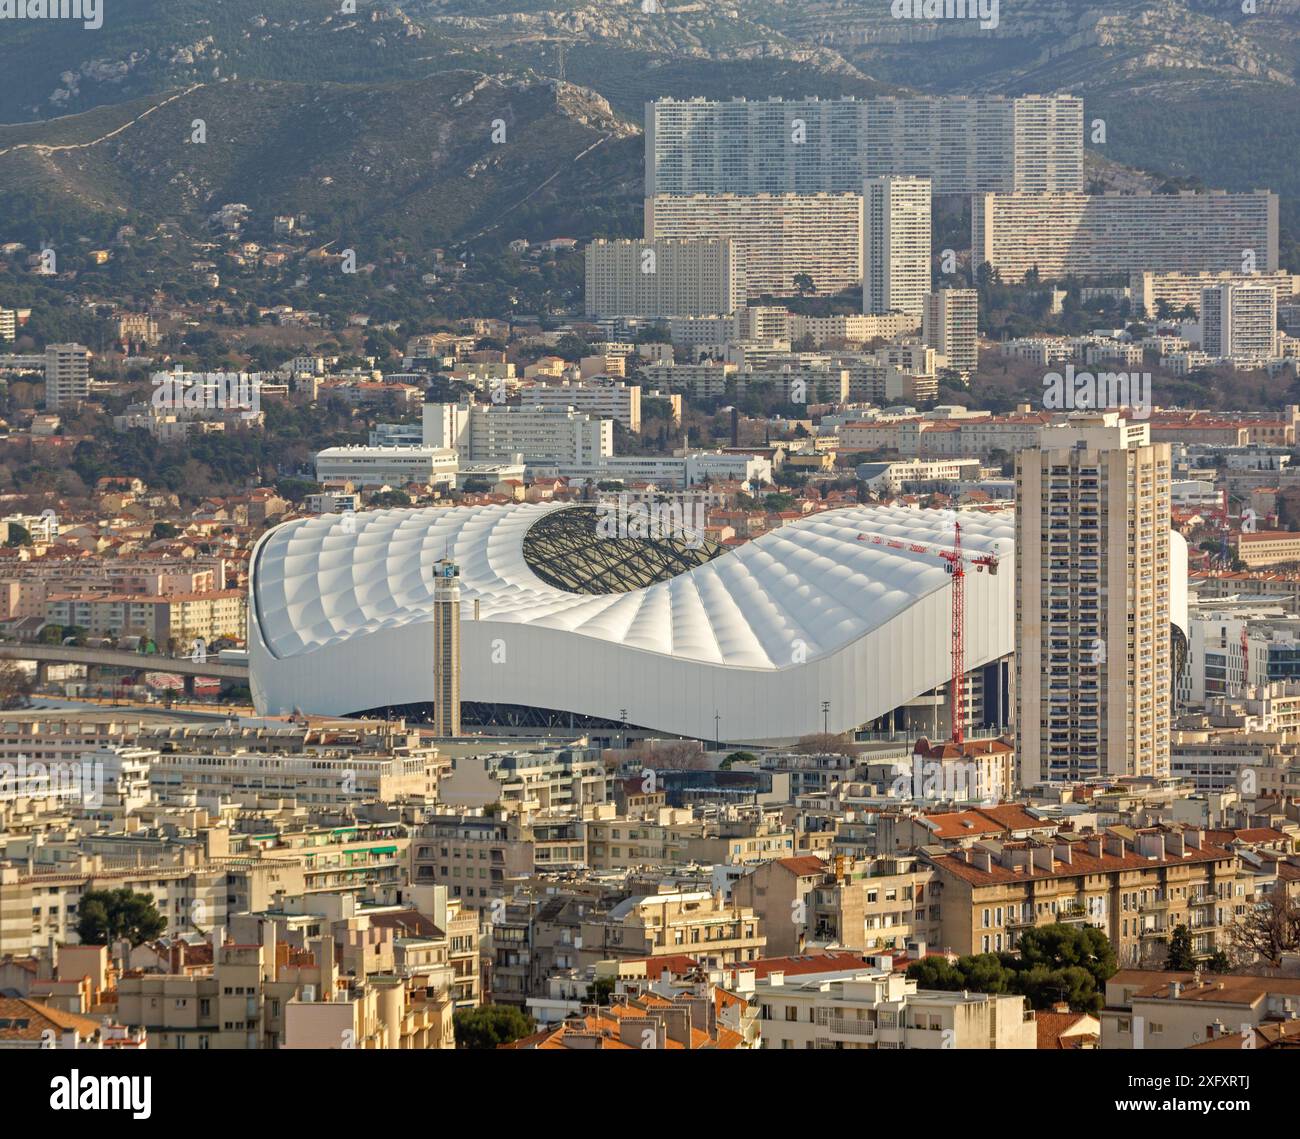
[856,516,998,746]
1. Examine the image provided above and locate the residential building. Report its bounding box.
[1201,283,1278,360]
[578,889,765,969]
[923,288,979,372]
[585,238,744,318]
[645,95,1083,196]
[645,193,864,299]
[44,343,91,411]
[1016,415,1174,782]
[522,380,643,432]
[863,176,931,321]
[753,966,1037,1049]
[926,827,1241,966]
[1101,969,1300,1049]
[973,191,1279,282]
[421,401,613,466]
[313,446,458,489]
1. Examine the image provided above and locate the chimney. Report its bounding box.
[212,925,225,967]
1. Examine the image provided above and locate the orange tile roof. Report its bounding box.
[0,997,101,1042]
[934,838,1235,887]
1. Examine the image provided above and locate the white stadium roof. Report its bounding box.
[250,502,1018,742]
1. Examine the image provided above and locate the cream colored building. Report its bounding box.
[1101,969,1300,1049]
[585,238,744,319]
[926,827,1242,966]
[923,288,980,372]
[579,889,765,969]
[974,190,1279,282]
[754,967,1037,1050]
[1016,415,1173,782]
[864,176,931,321]
[523,379,643,432]
[646,193,864,299]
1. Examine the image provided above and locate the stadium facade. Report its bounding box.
[250,503,1021,742]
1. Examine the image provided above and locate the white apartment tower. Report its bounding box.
[422,401,613,465]
[922,288,980,372]
[645,95,1083,196]
[1200,283,1278,360]
[585,238,745,319]
[1016,414,1173,784]
[973,190,1279,283]
[646,193,863,299]
[45,342,91,410]
[431,558,462,738]
[863,176,931,321]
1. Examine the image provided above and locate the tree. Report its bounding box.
[632,740,709,770]
[908,924,1116,1013]
[1229,885,1300,966]
[791,732,859,757]
[4,523,30,547]
[720,751,758,770]
[151,522,179,540]
[0,657,33,709]
[75,888,166,948]
[453,1005,534,1050]
[793,273,816,297]
[1015,923,1116,990]
[586,977,615,1006]
[1206,949,1233,974]
[1166,924,1196,971]
[1015,964,1104,1014]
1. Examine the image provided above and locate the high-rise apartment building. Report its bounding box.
[422,401,614,465]
[922,288,980,372]
[863,176,931,321]
[1200,283,1278,360]
[973,190,1279,282]
[1016,414,1173,784]
[646,193,863,298]
[645,95,1083,196]
[584,238,745,318]
[432,558,461,738]
[44,342,91,410]
[1129,269,1300,319]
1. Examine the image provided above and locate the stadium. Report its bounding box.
[249,502,1025,743]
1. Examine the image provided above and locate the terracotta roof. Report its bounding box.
[746,950,877,981]
[0,997,101,1042]
[933,837,1235,887]
[1111,970,1300,1006]
[775,856,828,878]
[1190,1020,1300,1049]
[1035,1010,1095,1050]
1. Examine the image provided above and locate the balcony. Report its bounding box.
[823,1018,876,1040]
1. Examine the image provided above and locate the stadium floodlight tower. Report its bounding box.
[432,557,462,737]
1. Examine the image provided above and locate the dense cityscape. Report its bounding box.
[0,0,1297,1116]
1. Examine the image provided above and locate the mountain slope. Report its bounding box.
[0,71,641,251]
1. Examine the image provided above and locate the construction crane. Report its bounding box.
[856,517,999,745]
